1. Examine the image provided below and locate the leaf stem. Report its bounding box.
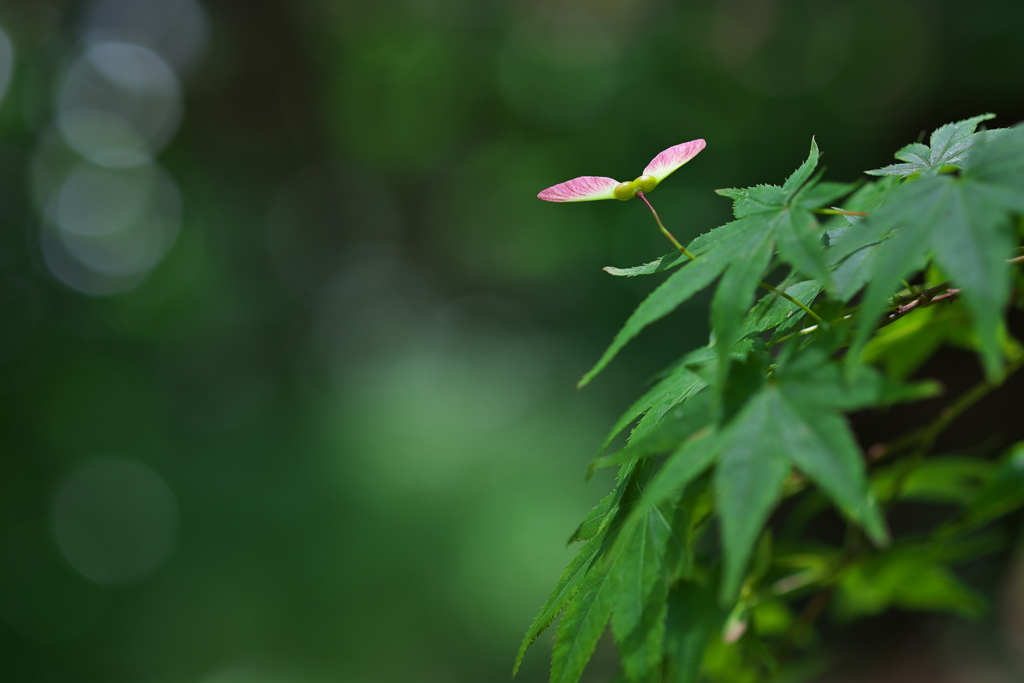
[636,191,696,259]
[636,192,826,327]
[757,283,827,327]
[813,209,869,217]
[770,315,853,347]
[869,350,1024,464]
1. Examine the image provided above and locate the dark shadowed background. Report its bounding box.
[1,0,1023,681]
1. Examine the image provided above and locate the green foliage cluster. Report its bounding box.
[516,115,1024,682]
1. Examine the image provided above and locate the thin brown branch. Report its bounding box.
[881,282,959,326]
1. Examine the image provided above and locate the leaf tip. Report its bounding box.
[512,643,528,677]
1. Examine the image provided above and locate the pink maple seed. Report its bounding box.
[537,139,706,202]
[537,176,620,202]
[642,139,707,184]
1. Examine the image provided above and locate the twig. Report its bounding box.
[869,351,1024,463]
[880,283,959,326]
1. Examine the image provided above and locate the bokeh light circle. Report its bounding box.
[57,41,182,168]
[51,456,179,584]
[40,160,181,295]
[0,25,14,108]
[54,163,151,237]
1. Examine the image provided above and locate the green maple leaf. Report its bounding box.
[826,177,901,302]
[708,139,849,380]
[841,124,1024,379]
[663,581,725,683]
[608,506,673,682]
[548,497,676,683]
[865,114,999,178]
[568,490,618,544]
[713,385,791,601]
[514,528,611,676]
[550,565,617,683]
[714,352,891,600]
[519,462,645,679]
[590,388,717,476]
[596,353,708,455]
[714,138,836,290]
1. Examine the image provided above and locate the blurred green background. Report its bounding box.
[1,0,1023,681]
